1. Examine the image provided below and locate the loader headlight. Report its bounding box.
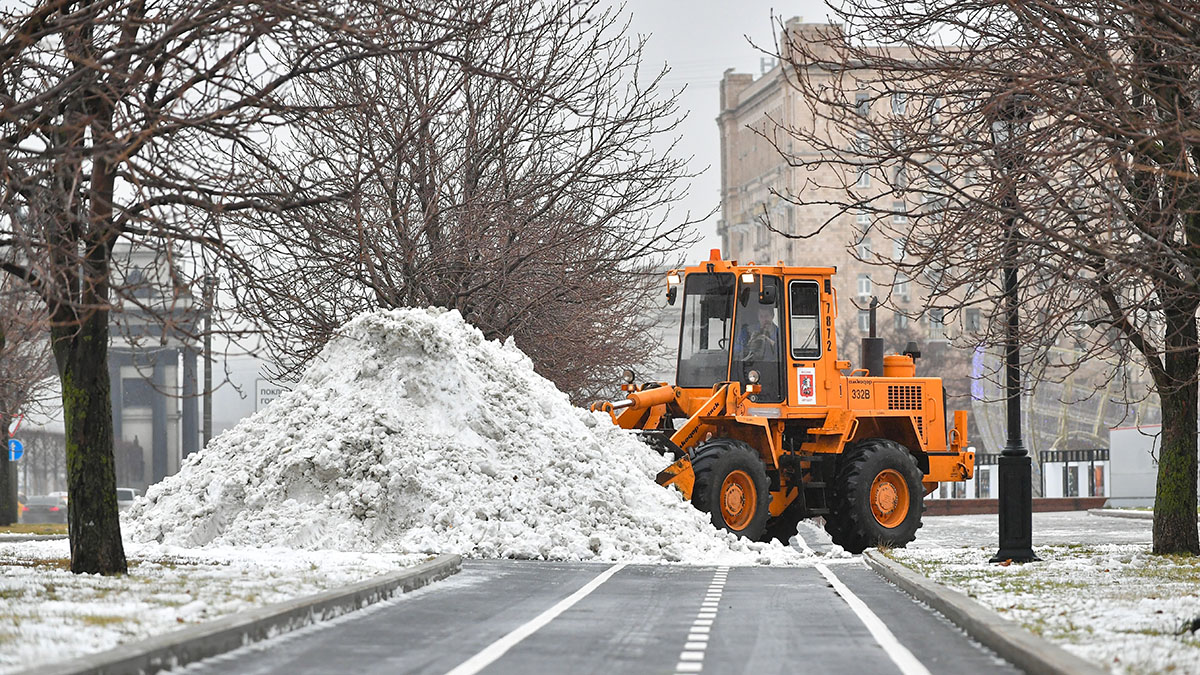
[747,369,760,384]
[621,368,636,384]
[667,272,681,285]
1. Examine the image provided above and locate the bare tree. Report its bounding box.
[232,0,697,402]
[769,4,1200,553]
[0,280,55,524]
[0,0,480,573]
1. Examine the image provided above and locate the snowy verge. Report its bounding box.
[0,539,426,674]
[891,543,1200,674]
[126,307,814,565]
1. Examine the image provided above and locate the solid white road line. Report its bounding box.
[443,563,626,675]
[816,564,931,675]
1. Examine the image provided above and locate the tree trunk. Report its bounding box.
[0,416,14,526]
[1153,306,1200,555]
[52,311,126,575]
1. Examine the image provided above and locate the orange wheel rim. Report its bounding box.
[720,470,757,530]
[870,469,909,528]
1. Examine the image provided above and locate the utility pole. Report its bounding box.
[202,274,213,447]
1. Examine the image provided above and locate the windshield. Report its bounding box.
[676,273,734,387]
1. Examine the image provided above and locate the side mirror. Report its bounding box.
[666,286,677,305]
[758,285,778,305]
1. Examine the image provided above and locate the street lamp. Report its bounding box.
[988,91,1040,564]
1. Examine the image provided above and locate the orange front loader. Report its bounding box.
[593,251,974,552]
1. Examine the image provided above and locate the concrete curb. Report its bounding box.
[863,550,1106,675]
[20,553,462,675]
[1088,508,1153,520]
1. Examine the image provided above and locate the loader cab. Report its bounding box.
[675,270,786,403]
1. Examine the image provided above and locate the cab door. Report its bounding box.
[787,279,823,406]
[731,276,784,403]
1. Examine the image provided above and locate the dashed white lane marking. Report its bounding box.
[816,564,931,675]
[443,563,625,675]
[674,566,729,675]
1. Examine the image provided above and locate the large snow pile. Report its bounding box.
[127,308,807,564]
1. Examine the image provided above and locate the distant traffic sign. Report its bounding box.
[7,438,22,461]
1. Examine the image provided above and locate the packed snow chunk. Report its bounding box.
[127,307,807,565]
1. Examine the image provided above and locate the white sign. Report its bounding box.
[795,367,817,405]
[255,379,289,412]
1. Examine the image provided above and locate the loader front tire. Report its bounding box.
[825,438,924,554]
[691,439,770,540]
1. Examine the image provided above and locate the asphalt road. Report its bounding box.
[178,555,1018,675]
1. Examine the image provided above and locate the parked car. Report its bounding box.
[22,495,67,524]
[116,488,138,511]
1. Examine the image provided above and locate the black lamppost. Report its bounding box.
[988,92,1040,564]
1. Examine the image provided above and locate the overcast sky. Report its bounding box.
[618,0,834,260]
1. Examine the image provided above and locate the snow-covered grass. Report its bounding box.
[0,539,425,673]
[888,511,1200,674]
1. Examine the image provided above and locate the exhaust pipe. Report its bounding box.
[860,296,884,377]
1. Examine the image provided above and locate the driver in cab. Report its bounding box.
[734,305,779,363]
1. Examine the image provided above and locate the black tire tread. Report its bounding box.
[824,438,924,554]
[690,438,771,540]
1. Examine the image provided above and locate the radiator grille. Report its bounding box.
[887,385,923,410]
[916,416,925,442]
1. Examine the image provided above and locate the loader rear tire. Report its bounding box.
[825,438,924,554]
[691,439,770,540]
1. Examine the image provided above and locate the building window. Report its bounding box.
[122,378,153,408]
[977,467,991,498]
[891,91,907,115]
[856,168,871,188]
[856,210,870,226]
[855,92,870,116]
[966,308,981,332]
[929,308,945,338]
[892,201,908,224]
[895,275,910,300]
[857,274,872,298]
[895,312,909,330]
[892,166,908,190]
[854,130,870,154]
[893,238,905,260]
[858,309,871,332]
[857,238,872,260]
[1065,465,1080,497]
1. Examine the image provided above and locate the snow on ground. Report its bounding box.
[0,538,424,673]
[889,511,1200,674]
[126,307,809,565]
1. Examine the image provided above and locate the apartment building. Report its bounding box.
[717,19,941,348]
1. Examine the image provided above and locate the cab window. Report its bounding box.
[790,281,822,359]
